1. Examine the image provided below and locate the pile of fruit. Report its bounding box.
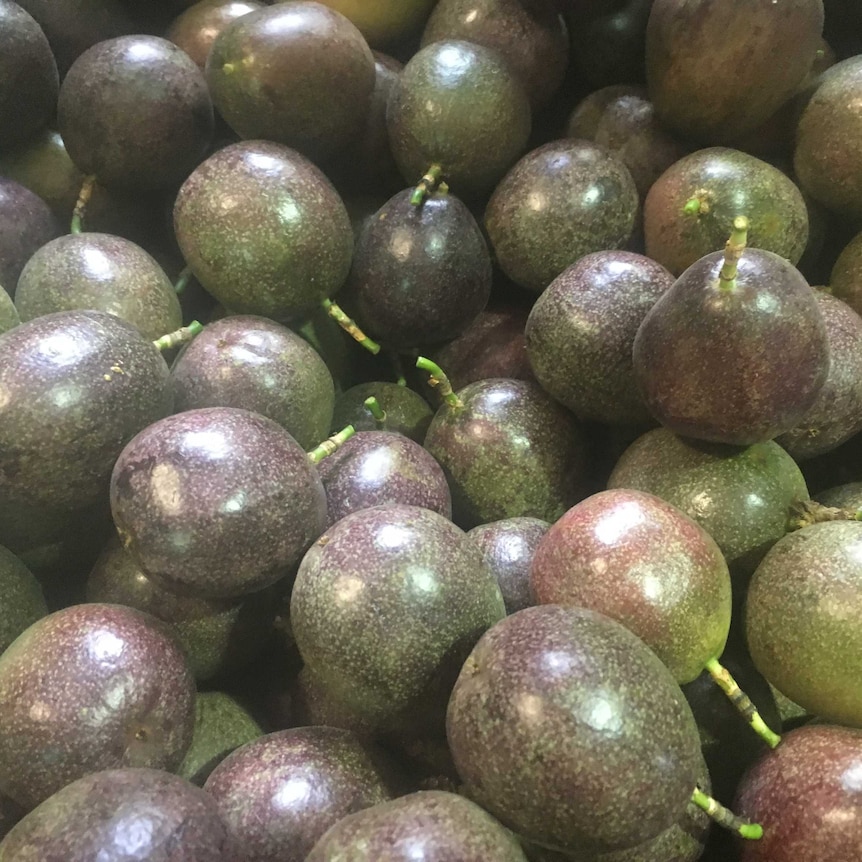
[1,0,861,859]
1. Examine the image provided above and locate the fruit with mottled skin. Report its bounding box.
[735,724,862,862]
[0,545,47,655]
[746,521,862,727]
[171,314,335,450]
[447,604,703,855]
[289,667,380,741]
[207,3,375,162]
[290,504,506,733]
[317,430,452,526]
[525,250,673,424]
[205,726,399,862]
[485,140,639,293]
[0,291,17,334]
[608,427,809,573]
[58,35,213,189]
[0,310,173,513]
[314,0,436,47]
[468,517,549,615]
[830,229,862,318]
[387,40,531,198]
[423,378,589,529]
[0,603,196,809]
[644,148,809,276]
[306,790,529,861]
[111,407,327,599]
[15,233,182,340]
[331,382,433,443]
[173,141,354,321]
[815,481,862,509]
[0,768,235,861]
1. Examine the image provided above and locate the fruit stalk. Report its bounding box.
[173,265,192,296]
[717,216,749,291]
[307,424,356,464]
[152,320,203,351]
[416,356,463,408]
[70,175,96,234]
[410,164,444,206]
[705,657,782,749]
[788,498,862,530]
[691,786,763,840]
[322,299,381,355]
[363,396,387,425]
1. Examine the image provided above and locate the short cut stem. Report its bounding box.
[691,787,763,840]
[364,396,387,424]
[322,299,381,355]
[307,424,355,464]
[416,356,463,409]
[718,216,749,291]
[174,266,192,296]
[705,657,782,749]
[153,320,203,351]
[70,174,96,234]
[410,164,444,206]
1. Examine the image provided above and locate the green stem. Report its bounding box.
[364,396,387,425]
[718,216,749,291]
[389,352,407,387]
[705,657,781,749]
[174,266,192,296]
[322,299,381,355]
[307,424,355,464]
[416,356,462,409]
[691,787,763,840]
[70,174,96,234]
[152,320,203,351]
[683,198,703,215]
[410,164,444,206]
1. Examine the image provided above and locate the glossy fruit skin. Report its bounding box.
[111,407,328,599]
[58,35,214,190]
[608,427,809,573]
[746,521,862,727]
[633,249,829,445]
[735,724,862,862]
[485,140,639,293]
[305,790,529,861]
[207,3,375,163]
[646,0,824,144]
[0,310,173,512]
[173,141,354,321]
[315,0,436,47]
[346,189,492,350]
[171,314,335,451]
[532,489,731,683]
[331,382,433,443]
[290,504,506,733]
[387,40,531,199]
[0,604,196,810]
[0,767,236,862]
[0,0,59,151]
[204,726,398,862]
[831,229,862,318]
[525,250,673,424]
[644,147,810,276]
[446,604,703,855]
[15,232,182,340]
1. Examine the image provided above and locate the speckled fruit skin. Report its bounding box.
[204,726,398,862]
[525,250,673,424]
[15,233,182,341]
[643,148,809,276]
[331,382,433,443]
[446,604,703,855]
[795,57,862,220]
[317,430,452,526]
[735,725,862,862]
[57,35,213,190]
[778,292,862,460]
[423,378,589,530]
[0,603,196,810]
[646,0,824,144]
[0,178,58,298]
[86,535,277,681]
[0,767,235,861]
[387,40,531,199]
[831,229,862,318]
[0,310,173,512]
[0,545,47,655]
[206,3,375,163]
[306,790,529,861]
[290,504,506,732]
[746,521,862,727]
[468,517,549,615]
[0,0,58,151]
[816,481,862,509]
[0,291,17,334]
[173,140,354,321]
[170,314,335,451]
[485,140,639,293]
[608,427,809,573]
[289,667,381,741]
[421,0,569,110]
[111,406,328,599]
[633,249,829,445]
[315,0,436,47]
[532,489,731,683]
[346,188,492,350]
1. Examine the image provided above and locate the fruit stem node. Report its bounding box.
[788,499,862,531]
[322,299,381,355]
[152,320,203,351]
[718,216,749,291]
[410,164,444,206]
[70,174,96,234]
[416,356,462,409]
[691,787,763,840]
[308,424,355,464]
